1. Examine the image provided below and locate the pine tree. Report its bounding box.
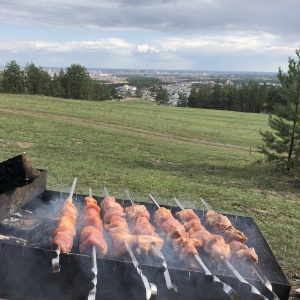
[2,60,25,94]
[260,48,300,170]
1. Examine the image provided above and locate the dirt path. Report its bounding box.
[0,108,258,153]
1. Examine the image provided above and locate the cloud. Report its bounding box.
[0,38,133,54]
[1,0,299,35]
[1,0,300,71]
[136,44,160,54]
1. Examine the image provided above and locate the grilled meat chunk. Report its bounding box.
[229,240,258,263]
[80,226,108,257]
[79,195,107,257]
[205,210,248,243]
[51,198,77,253]
[125,205,150,222]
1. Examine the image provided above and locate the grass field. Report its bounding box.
[0,94,299,296]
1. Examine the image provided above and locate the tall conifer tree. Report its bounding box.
[260,49,300,170]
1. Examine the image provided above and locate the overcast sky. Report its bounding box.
[1,0,299,72]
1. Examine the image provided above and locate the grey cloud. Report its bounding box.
[1,0,299,71]
[1,0,299,36]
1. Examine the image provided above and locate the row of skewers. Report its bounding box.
[49,178,280,300]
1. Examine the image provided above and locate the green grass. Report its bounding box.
[0,94,299,288]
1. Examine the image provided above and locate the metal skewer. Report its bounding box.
[87,188,98,300]
[125,189,178,292]
[52,177,78,273]
[52,246,61,273]
[88,245,98,300]
[148,194,239,300]
[104,187,157,300]
[199,197,279,300]
[172,196,269,300]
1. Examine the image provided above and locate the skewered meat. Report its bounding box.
[50,198,78,253]
[176,208,231,262]
[80,226,108,257]
[79,196,107,257]
[204,235,231,262]
[125,205,150,222]
[153,207,173,225]
[104,215,129,230]
[52,215,76,238]
[176,237,202,260]
[229,240,258,263]
[131,219,160,238]
[125,204,164,255]
[101,196,126,223]
[155,212,188,239]
[177,208,258,265]
[102,196,138,256]
[205,210,248,243]
[175,209,199,223]
[163,218,189,239]
[61,198,77,223]
[111,232,137,257]
[103,210,126,224]
[82,200,103,231]
[135,235,163,255]
[51,232,74,253]
[153,207,201,260]
[188,224,211,246]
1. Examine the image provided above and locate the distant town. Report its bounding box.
[85,67,279,105]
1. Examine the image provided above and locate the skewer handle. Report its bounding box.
[249,260,279,300]
[194,254,239,300]
[52,246,61,273]
[126,243,157,300]
[88,246,98,300]
[151,244,178,292]
[224,260,268,300]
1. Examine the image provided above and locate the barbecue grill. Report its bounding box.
[0,156,291,300]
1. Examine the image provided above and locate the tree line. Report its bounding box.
[0,60,117,101]
[184,80,282,113]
